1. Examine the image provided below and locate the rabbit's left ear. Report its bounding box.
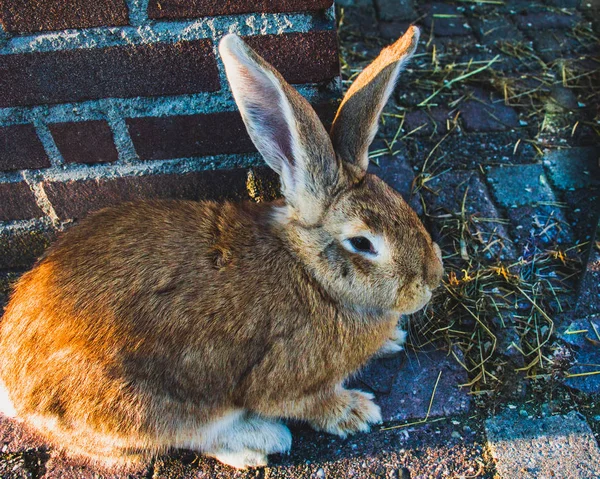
[330,26,420,182]
[220,34,343,225]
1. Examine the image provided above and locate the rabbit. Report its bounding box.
[0,25,443,470]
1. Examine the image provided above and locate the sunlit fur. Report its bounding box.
[0,26,442,470]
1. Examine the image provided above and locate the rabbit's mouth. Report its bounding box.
[395,287,433,315]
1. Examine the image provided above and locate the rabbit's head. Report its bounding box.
[220,27,443,315]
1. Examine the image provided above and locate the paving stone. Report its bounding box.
[423,169,517,260]
[368,143,423,215]
[471,15,524,45]
[378,21,413,40]
[375,348,470,422]
[486,409,600,479]
[544,0,581,7]
[459,89,520,132]
[406,131,538,171]
[424,34,480,57]
[506,203,574,247]
[576,244,600,315]
[486,164,556,208]
[548,85,580,110]
[562,316,600,394]
[403,107,452,136]
[514,11,583,30]
[419,3,472,37]
[340,1,379,36]
[543,147,599,191]
[561,187,599,243]
[374,0,416,21]
[352,355,404,394]
[533,29,583,62]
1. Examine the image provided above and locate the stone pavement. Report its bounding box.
[0,0,599,477]
[486,410,600,478]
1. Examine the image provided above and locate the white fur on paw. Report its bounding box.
[390,327,407,346]
[374,340,404,358]
[0,381,16,418]
[228,416,291,455]
[208,448,268,469]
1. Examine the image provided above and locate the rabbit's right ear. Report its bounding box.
[219,34,343,225]
[330,26,420,182]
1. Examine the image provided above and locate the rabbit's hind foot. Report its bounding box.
[195,410,292,469]
[205,448,269,469]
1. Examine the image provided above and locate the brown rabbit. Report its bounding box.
[0,26,442,469]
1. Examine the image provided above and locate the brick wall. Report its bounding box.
[0,0,340,271]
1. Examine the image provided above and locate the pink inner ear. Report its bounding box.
[237,66,295,168]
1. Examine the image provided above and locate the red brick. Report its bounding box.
[43,168,275,220]
[0,182,44,221]
[49,120,118,165]
[0,0,128,33]
[148,0,333,19]
[0,40,219,108]
[127,102,337,161]
[127,111,254,161]
[244,31,339,84]
[0,124,50,171]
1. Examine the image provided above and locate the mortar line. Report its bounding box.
[32,121,65,168]
[21,172,60,225]
[106,109,139,164]
[125,0,150,27]
[0,216,55,231]
[0,12,333,55]
[10,152,263,184]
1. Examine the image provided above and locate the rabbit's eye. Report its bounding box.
[348,236,376,254]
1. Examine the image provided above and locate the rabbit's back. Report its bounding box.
[0,199,312,446]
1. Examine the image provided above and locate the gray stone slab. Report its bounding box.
[422,169,517,260]
[460,98,520,132]
[375,349,471,422]
[368,144,423,216]
[576,247,600,315]
[562,316,600,394]
[486,410,600,479]
[506,203,574,247]
[471,16,524,45]
[486,164,556,208]
[543,147,600,191]
[374,0,416,21]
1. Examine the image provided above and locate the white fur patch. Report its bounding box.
[178,409,292,469]
[0,380,16,418]
[206,448,268,469]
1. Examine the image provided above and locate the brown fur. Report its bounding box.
[0,27,442,468]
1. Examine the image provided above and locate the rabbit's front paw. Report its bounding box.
[375,327,407,358]
[317,390,382,438]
